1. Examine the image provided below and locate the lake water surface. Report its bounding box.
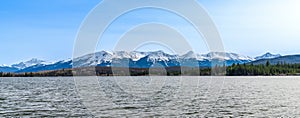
[0,76,300,117]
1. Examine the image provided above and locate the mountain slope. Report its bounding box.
[251,55,300,65]
[17,60,72,73]
[1,51,290,73]
[11,58,50,69]
[0,66,19,73]
[0,59,50,72]
[255,52,281,60]
[72,51,254,68]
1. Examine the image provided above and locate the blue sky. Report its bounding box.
[1,0,300,64]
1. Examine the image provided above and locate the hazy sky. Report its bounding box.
[0,0,300,64]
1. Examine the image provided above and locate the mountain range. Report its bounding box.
[0,51,297,73]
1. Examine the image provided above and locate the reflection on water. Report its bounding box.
[0,77,300,117]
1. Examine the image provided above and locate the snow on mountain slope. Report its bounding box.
[0,58,54,72]
[202,52,254,61]
[73,51,113,68]
[0,64,9,67]
[11,58,51,69]
[71,51,255,68]
[255,52,281,60]
[73,51,179,67]
[17,59,72,73]
[1,51,278,73]
[180,51,208,61]
[146,50,178,62]
[129,51,149,61]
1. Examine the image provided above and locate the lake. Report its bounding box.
[0,76,300,117]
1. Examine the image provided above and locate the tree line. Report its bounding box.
[226,61,300,76]
[0,69,73,77]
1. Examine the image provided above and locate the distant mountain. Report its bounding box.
[11,58,50,69]
[17,59,72,73]
[0,58,52,73]
[73,51,253,68]
[251,55,300,65]
[255,52,281,60]
[1,51,294,73]
[0,66,18,73]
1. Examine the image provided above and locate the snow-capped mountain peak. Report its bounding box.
[201,52,254,61]
[255,52,281,60]
[0,51,285,73]
[0,64,9,67]
[146,50,178,62]
[66,51,257,68]
[129,51,148,61]
[180,51,207,61]
[11,58,49,69]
